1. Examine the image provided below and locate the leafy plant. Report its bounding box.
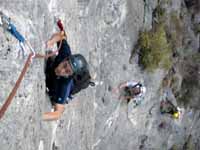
[139,25,172,71]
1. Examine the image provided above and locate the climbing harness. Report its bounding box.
[0,12,64,120]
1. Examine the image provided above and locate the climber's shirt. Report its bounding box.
[46,39,74,104]
[125,81,143,98]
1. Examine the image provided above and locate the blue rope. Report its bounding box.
[7,23,25,43]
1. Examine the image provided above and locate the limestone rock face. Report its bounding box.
[0,0,199,150]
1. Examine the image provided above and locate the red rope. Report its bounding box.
[0,40,62,120]
[0,53,33,119]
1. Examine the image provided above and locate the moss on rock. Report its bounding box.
[139,25,172,71]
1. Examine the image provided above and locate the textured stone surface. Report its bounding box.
[0,0,200,150]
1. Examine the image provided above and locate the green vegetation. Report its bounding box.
[191,53,200,63]
[169,145,179,150]
[194,23,200,34]
[153,4,166,23]
[139,25,172,71]
[183,135,195,150]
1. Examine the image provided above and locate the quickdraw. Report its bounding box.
[0,11,27,57]
[0,12,64,120]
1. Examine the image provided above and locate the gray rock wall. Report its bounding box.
[0,0,200,150]
[0,0,53,150]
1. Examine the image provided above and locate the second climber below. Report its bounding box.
[113,80,147,105]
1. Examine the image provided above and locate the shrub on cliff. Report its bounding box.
[138,25,172,71]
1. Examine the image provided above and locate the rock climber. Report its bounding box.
[160,76,180,119]
[160,98,180,119]
[113,80,146,105]
[43,29,89,121]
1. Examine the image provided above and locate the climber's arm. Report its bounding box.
[112,81,127,94]
[119,81,129,89]
[46,31,66,49]
[43,103,65,121]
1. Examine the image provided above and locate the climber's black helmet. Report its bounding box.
[68,54,88,74]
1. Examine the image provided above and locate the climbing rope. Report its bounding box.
[0,41,62,120]
[0,12,64,120]
[0,11,27,56]
[0,53,33,119]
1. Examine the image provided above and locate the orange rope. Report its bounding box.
[0,40,62,120]
[0,53,33,119]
